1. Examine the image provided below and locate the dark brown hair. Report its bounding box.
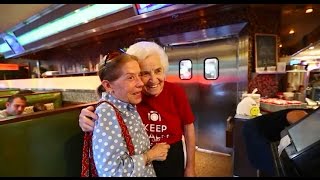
[33,103,47,112]
[96,53,139,96]
[6,94,27,103]
[16,90,35,95]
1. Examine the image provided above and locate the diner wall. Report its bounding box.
[6,5,282,92]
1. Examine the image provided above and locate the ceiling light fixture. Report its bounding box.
[15,4,132,47]
[279,44,282,48]
[305,8,313,13]
[289,29,295,34]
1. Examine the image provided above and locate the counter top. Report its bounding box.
[0,76,101,90]
[42,71,97,78]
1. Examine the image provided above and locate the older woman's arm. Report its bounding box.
[79,106,97,132]
[184,123,196,177]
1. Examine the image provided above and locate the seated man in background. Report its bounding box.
[0,94,27,119]
[33,103,47,112]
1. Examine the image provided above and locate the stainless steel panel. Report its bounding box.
[165,37,246,154]
[237,35,249,102]
[159,22,247,46]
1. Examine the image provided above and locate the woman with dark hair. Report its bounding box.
[16,90,35,95]
[33,103,47,112]
[86,52,169,177]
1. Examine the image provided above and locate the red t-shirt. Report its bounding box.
[137,81,195,145]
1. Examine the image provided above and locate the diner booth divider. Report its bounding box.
[0,88,20,96]
[0,102,96,176]
[0,91,63,110]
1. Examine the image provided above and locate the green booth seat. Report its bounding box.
[0,102,96,177]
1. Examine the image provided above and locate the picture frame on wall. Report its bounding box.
[255,33,278,72]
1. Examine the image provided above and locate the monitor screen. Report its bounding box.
[134,4,173,15]
[288,108,320,152]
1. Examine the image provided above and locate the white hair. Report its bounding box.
[126,41,169,72]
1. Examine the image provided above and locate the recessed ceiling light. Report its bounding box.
[279,44,282,48]
[306,8,313,13]
[289,29,295,34]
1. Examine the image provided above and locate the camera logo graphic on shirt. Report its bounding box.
[148,111,161,121]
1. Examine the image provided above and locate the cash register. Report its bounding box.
[278,107,320,176]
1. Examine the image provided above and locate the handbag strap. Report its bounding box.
[81,132,97,177]
[81,100,135,177]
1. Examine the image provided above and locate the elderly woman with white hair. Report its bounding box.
[79,41,196,177]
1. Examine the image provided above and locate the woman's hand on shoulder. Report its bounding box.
[79,106,97,132]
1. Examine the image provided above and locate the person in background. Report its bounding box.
[89,52,169,177]
[16,89,35,95]
[0,94,27,119]
[33,103,47,112]
[79,41,196,177]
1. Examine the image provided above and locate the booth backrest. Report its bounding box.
[0,102,96,177]
[0,88,20,96]
[0,91,63,110]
